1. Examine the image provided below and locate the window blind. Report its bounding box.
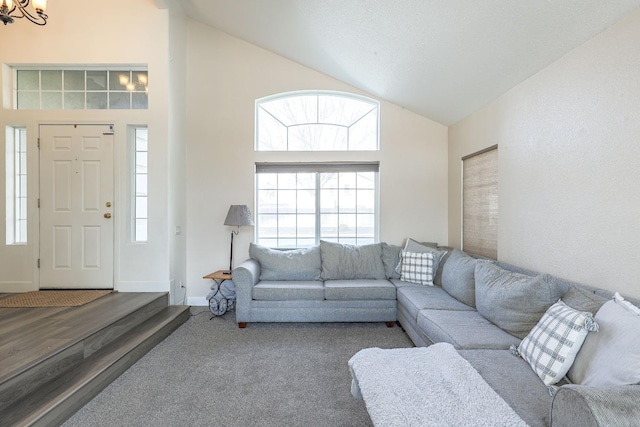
[462,145,498,259]
[255,161,379,174]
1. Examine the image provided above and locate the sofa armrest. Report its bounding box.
[232,259,261,322]
[551,384,640,427]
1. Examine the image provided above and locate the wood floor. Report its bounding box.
[0,292,191,427]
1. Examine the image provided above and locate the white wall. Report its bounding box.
[185,21,449,304]
[0,0,173,293]
[449,9,640,297]
[167,3,188,304]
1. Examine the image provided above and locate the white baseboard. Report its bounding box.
[187,296,208,306]
[0,281,36,293]
[116,281,170,293]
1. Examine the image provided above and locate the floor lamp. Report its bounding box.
[223,205,254,274]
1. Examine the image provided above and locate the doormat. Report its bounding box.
[0,290,112,308]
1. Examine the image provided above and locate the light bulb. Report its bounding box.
[4,0,14,10]
[32,0,47,11]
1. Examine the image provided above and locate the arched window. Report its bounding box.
[256,91,379,151]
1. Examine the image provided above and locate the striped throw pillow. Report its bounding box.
[513,300,599,386]
[400,251,434,286]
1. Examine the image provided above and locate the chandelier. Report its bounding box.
[0,0,48,26]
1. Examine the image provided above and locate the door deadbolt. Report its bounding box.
[104,213,112,219]
[106,201,112,207]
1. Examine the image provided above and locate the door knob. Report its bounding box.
[104,213,112,219]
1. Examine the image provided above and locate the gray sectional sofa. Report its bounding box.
[233,240,640,426]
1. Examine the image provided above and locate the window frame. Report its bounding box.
[132,126,148,243]
[5,126,28,245]
[255,90,380,152]
[255,162,380,248]
[13,66,148,110]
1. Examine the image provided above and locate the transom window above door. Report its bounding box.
[13,67,148,110]
[255,91,379,151]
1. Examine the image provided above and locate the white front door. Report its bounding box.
[39,124,115,289]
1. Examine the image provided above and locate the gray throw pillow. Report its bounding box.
[320,241,386,280]
[249,243,321,281]
[381,242,402,279]
[440,249,477,307]
[403,239,447,274]
[562,285,608,314]
[474,261,562,339]
[568,294,640,386]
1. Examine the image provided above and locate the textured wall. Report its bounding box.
[449,8,640,297]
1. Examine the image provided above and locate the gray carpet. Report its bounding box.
[63,308,414,427]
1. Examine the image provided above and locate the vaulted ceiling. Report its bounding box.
[177,0,640,125]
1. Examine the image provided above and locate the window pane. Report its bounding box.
[257,173,277,190]
[320,189,338,213]
[87,71,108,90]
[135,219,147,241]
[136,152,147,174]
[110,71,129,91]
[288,124,347,151]
[257,107,287,150]
[257,190,277,214]
[357,189,375,212]
[132,93,148,109]
[278,190,296,213]
[277,214,297,237]
[87,92,108,109]
[297,214,315,238]
[41,70,62,90]
[318,95,375,126]
[64,71,85,90]
[136,175,147,196]
[64,92,85,109]
[349,108,378,150]
[109,92,130,109]
[41,92,62,109]
[338,189,356,213]
[17,92,39,109]
[17,70,39,90]
[135,196,148,218]
[297,189,315,214]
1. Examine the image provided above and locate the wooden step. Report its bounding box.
[0,292,169,413]
[1,304,190,427]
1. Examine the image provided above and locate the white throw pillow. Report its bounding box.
[514,300,598,386]
[568,293,640,386]
[399,251,434,286]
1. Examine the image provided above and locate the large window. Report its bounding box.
[133,127,148,242]
[462,145,498,259]
[256,91,379,151]
[14,68,148,110]
[256,162,379,248]
[5,126,27,244]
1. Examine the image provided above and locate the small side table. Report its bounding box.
[203,270,236,318]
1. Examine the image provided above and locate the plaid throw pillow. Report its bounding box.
[513,300,599,386]
[400,251,434,286]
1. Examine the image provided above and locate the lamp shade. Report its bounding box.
[224,205,254,227]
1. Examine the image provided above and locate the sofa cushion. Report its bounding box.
[402,238,446,274]
[249,243,321,281]
[381,242,402,279]
[395,282,474,320]
[516,300,598,386]
[562,285,608,314]
[320,241,386,280]
[460,349,557,427]
[475,261,562,339]
[440,249,477,308]
[252,281,324,301]
[399,251,434,286]
[417,309,519,350]
[324,280,396,301]
[568,293,640,387]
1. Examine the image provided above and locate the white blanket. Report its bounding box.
[348,343,528,427]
